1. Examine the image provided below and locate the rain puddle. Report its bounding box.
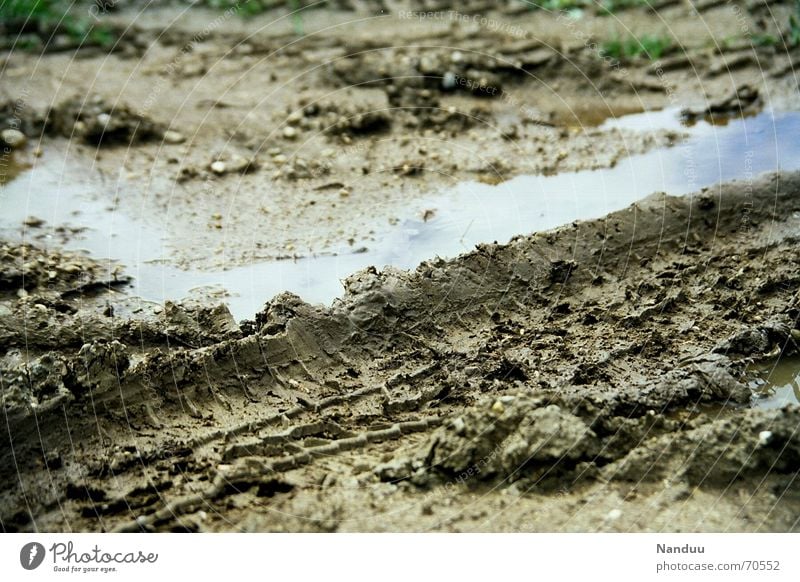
[750,355,800,409]
[399,109,800,264]
[1,108,799,321]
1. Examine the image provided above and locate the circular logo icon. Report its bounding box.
[20,542,46,570]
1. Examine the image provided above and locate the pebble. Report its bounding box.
[282,126,298,139]
[491,400,505,414]
[163,130,185,144]
[23,216,45,228]
[451,417,466,435]
[97,113,111,126]
[210,160,227,174]
[758,430,772,446]
[442,71,457,90]
[606,509,622,521]
[1,128,26,148]
[227,154,252,173]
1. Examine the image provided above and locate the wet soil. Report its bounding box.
[2,1,800,532]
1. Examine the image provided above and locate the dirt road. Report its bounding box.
[1,1,799,531]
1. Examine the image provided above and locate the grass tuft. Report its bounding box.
[601,33,673,61]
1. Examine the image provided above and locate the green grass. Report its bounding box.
[0,0,117,49]
[790,0,800,47]
[748,0,799,49]
[751,33,779,47]
[1,0,58,23]
[601,33,673,60]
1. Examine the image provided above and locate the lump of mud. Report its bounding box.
[680,84,760,124]
[327,48,510,95]
[72,340,130,397]
[0,352,72,416]
[713,318,798,357]
[0,242,123,296]
[48,96,165,145]
[285,89,391,138]
[607,407,800,487]
[557,354,753,418]
[0,340,129,418]
[378,396,598,484]
[162,300,241,344]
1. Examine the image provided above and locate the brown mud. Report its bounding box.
[2,1,800,532]
[2,171,799,532]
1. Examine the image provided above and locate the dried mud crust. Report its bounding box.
[1,171,799,532]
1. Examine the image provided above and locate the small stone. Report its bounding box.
[97,113,111,126]
[272,154,287,164]
[210,161,226,174]
[758,430,772,446]
[442,71,457,90]
[267,147,282,155]
[282,126,298,139]
[163,130,185,144]
[451,417,466,435]
[227,154,252,173]
[606,509,622,521]
[491,400,505,414]
[1,128,26,148]
[286,111,303,125]
[338,188,350,197]
[23,216,45,228]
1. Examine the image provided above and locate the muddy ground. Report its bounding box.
[1,1,800,532]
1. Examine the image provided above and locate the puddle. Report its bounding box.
[399,109,800,270]
[551,103,646,128]
[1,108,799,321]
[750,355,800,409]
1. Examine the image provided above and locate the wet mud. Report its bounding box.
[2,171,799,532]
[2,1,800,532]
